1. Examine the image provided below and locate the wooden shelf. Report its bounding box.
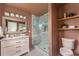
[58,15,79,21]
[58,28,79,30]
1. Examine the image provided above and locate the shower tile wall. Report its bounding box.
[32,13,48,53]
[38,13,48,53]
[32,15,40,45]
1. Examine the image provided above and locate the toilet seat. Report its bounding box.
[60,47,74,56]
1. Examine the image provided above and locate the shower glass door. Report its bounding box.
[32,13,48,54]
[38,13,48,53]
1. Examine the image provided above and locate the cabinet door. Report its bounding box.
[15,45,22,54]
[3,46,16,56]
[21,45,29,54]
[21,40,29,52]
[1,40,7,47]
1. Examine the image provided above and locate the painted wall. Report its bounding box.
[0,4,4,26]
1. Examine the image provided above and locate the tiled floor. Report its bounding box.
[24,46,48,56]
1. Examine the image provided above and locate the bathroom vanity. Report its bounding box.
[0,16,30,56]
[0,36,29,56]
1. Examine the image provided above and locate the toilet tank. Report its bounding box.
[62,38,75,49]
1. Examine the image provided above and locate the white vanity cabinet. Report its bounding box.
[1,36,29,56]
[3,45,16,56]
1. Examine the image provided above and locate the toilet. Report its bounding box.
[60,38,75,56]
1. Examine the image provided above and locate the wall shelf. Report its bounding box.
[58,15,79,21]
[58,28,79,31]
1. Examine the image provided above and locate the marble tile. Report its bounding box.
[32,13,48,53]
[25,47,47,56]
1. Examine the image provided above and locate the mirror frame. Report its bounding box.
[18,22,27,32]
[2,16,27,34]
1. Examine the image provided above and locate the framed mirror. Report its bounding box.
[2,16,27,34]
[18,22,27,32]
[6,20,17,32]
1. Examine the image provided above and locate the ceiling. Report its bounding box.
[5,3,48,16]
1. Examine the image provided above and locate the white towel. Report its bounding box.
[0,26,4,37]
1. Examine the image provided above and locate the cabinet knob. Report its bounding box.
[16,41,21,43]
[16,46,21,48]
[16,50,21,53]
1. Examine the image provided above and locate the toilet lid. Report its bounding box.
[60,47,74,56]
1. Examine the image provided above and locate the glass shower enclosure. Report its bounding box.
[32,13,48,55]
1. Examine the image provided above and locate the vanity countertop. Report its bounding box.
[0,36,29,41]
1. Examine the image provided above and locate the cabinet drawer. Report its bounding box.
[3,46,16,56]
[1,40,7,47]
[6,40,16,46]
[21,44,29,52]
[21,40,27,44]
[6,40,21,46]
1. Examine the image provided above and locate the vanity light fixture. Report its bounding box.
[5,12,26,20]
[24,16,26,19]
[10,13,15,17]
[20,15,23,18]
[4,12,10,16]
[15,14,19,17]
[21,16,24,18]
